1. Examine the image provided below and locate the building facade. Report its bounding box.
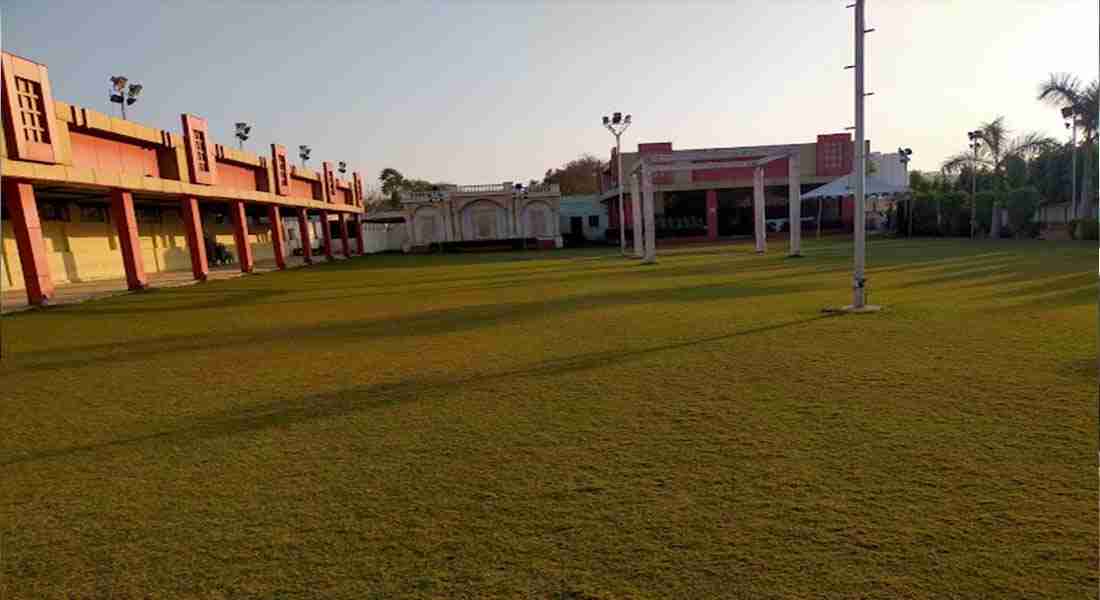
[401,183,562,249]
[598,134,870,241]
[1,52,365,306]
[558,194,607,242]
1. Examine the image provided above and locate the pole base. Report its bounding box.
[786,253,804,259]
[822,304,883,314]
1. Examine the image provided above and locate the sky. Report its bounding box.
[1,1,1097,185]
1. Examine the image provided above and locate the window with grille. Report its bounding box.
[192,129,210,172]
[137,207,162,224]
[13,76,50,144]
[588,215,599,228]
[277,155,289,187]
[39,202,69,222]
[79,204,108,223]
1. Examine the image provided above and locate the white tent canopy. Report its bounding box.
[801,173,909,200]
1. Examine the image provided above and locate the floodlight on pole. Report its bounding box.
[299,145,312,168]
[898,147,912,237]
[235,122,251,149]
[109,75,142,120]
[338,161,348,175]
[1062,106,1079,219]
[602,111,632,256]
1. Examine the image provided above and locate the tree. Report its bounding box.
[1038,73,1099,217]
[941,117,1055,235]
[379,168,407,200]
[1004,187,1041,238]
[542,154,606,195]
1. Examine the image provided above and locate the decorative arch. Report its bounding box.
[460,198,509,241]
[411,205,445,244]
[520,199,556,238]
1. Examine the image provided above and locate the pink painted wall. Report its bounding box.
[69,130,160,177]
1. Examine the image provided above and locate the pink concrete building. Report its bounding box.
[598,134,867,242]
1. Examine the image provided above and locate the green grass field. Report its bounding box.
[1,238,1095,599]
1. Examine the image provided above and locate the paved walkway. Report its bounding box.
[1,255,340,314]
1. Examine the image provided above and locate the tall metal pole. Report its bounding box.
[970,144,977,239]
[1070,119,1078,220]
[616,134,626,254]
[852,0,867,309]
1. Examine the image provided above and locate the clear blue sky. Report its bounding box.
[2,1,1097,185]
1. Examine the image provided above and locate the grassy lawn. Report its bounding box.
[1,237,1095,599]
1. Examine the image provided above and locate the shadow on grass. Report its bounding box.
[1,315,830,467]
[2,280,808,374]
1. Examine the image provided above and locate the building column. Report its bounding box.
[180,196,208,281]
[788,153,802,256]
[297,208,313,264]
[229,200,254,273]
[3,179,54,305]
[355,215,366,255]
[268,205,287,270]
[630,177,644,257]
[320,210,334,260]
[753,167,766,254]
[705,189,718,241]
[641,165,657,264]
[109,189,148,290]
[338,213,351,258]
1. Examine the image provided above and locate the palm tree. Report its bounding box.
[941,117,1054,236]
[1038,73,1098,218]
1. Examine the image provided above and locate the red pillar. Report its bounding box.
[109,189,148,290]
[268,205,287,270]
[706,189,718,241]
[355,215,366,255]
[320,210,334,260]
[3,180,54,305]
[339,213,351,258]
[180,196,208,281]
[297,208,313,264]
[229,200,254,273]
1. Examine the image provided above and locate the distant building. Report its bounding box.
[400,183,563,249]
[597,134,878,240]
[558,194,607,242]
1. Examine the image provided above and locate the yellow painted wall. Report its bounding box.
[3,205,282,291]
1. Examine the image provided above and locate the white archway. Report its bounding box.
[460,198,508,241]
[411,206,445,245]
[520,200,555,238]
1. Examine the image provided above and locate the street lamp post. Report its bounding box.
[235,122,251,150]
[1063,106,1078,220]
[109,76,142,120]
[850,0,872,309]
[898,147,912,237]
[602,112,632,256]
[967,131,982,239]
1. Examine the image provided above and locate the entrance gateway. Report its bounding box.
[628,146,803,263]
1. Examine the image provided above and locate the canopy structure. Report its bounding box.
[801,173,909,200]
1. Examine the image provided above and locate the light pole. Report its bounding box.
[898,147,912,237]
[1063,105,1078,219]
[602,112,632,256]
[235,122,251,150]
[338,161,348,176]
[850,0,873,309]
[299,145,312,168]
[109,76,142,120]
[967,130,982,239]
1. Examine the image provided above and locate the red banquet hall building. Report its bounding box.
[598,134,870,242]
[1,52,366,308]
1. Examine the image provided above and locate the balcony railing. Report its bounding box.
[400,182,561,204]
